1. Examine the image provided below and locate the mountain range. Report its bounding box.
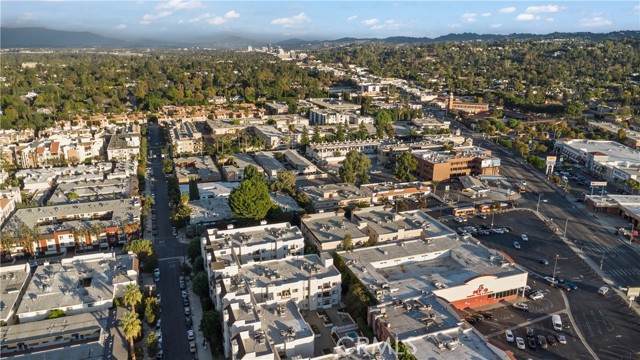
[2,27,639,49]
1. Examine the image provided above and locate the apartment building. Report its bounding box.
[0,129,35,146]
[0,263,31,325]
[254,151,286,178]
[307,98,360,112]
[282,150,318,175]
[2,199,141,257]
[15,252,138,323]
[170,121,203,155]
[300,210,369,251]
[305,140,380,164]
[308,109,352,125]
[588,122,640,149]
[412,146,501,181]
[0,187,21,227]
[252,125,288,149]
[222,153,264,182]
[360,181,431,203]
[106,133,140,161]
[174,156,222,183]
[265,102,289,115]
[301,183,371,212]
[48,177,134,205]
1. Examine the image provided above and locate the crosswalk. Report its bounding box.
[580,245,627,254]
[604,268,640,277]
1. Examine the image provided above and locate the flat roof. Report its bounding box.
[0,264,30,321]
[302,183,368,202]
[49,178,131,204]
[207,222,302,253]
[340,237,522,302]
[254,151,286,172]
[283,150,316,169]
[189,197,233,224]
[302,212,369,244]
[413,146,495,163]
[4,199,141,235]
[1,311,106,345]
[561,139,640,165]
[241,255,340,289]
[261,300,313,347]
[590,122,640,141]
[16,253,137,316]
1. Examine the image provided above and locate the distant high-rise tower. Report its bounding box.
[448,92,455,111]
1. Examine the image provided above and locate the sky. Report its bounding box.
[2,1,639,42]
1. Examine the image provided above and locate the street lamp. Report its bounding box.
[490,210,495,229]
[536,194,543,213]
[552,255,567,282]
[563,218,569,237]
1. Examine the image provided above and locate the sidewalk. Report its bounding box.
[186,268,213,360]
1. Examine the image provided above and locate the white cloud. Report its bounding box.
[499,7,516,14]
[347,15,358,21]
[361,18,380,26]
[490,23,503,28]
[634,5,640,13]
[156,0,201,10]
[481,12,492,17]
[114,24,127,30]
[526,5,562,13]
[224,10,240,19]
[547,17,555,22]
[271,12,310,28]
[580,16,612,27]
[448,23,461,28]
[516,13,540,21]
[188,11,239,25]
[462,13,478,23]
[139,11,172,25]
[371,19,402,31]
[17,12,35,23]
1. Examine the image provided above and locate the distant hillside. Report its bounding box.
[1,27,131,48]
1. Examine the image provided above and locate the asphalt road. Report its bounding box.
[147,125,192,360]
[449,124,640,360]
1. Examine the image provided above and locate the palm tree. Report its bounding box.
[123,284,143,315]
[120,310,142,360]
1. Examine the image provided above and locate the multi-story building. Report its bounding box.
[589,122,640,149]
[305,140,380,164]
[252,125,288,149]
[445,93,489,114]
[282,150,318,175]
[307,98,360,112]
[174,156,222,184]
[254,152,286,178]
[412,146,501,181]
[0,187,21,227]
[265,102,289,115]
[47,177,135,205]
[106,133,140,161]
[169,121,203,155]
[222,153,264,182]
[0,263,31,325]
[2,199,141,257]
[360,181,431,204]
[301,183,371,212]
[14,252,138,323]
[300,210,369,251]
[308,109,352,125]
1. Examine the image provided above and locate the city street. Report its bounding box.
[147,125,193,360]
[449,125,640,360]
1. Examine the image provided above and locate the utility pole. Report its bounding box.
[600,252,605,270]
[563,218,569,237]
[536,194,543,213]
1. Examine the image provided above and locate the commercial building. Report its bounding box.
[584,194,640,229]
[252,125,289,149]
[282,150,318,175]
[106,133,140,161]
[2,199,141,256]
[412,146,501,181]
[308,109,353,125]
[15,252,138,323]
[307,98,360,112]
[169,121,203,155]
[254,151,286,178]
[301,183,371,212]
[555,139,640,183]
[411,117,451,131]
[588,121,640,149]
[265,102,289,115]
[376,136,470,166]
[446,93,489,114]
[338,230,527,310]
[174,156,222,183]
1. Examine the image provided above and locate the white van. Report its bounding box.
[598,286,609,295]
[552,314,563,331]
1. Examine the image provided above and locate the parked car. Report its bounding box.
[180,279,186,290]
[556,283,572,292]
[544,276,558,285]
[156,319,162,330]
[529,292,544,300]
[598,286,609,295]
[513,303,529,311]
[189,341,197,353]
[505,330,515,343]
[184,306,191,316]
[556,334,567,344]
[526,327,535,337]
[181,290,189,299]
[537,335,548,349]
[513,241,521,249]
[516,337,526,350]
[187,330,195,341]
[465,316,477,324]
[185,316,193,328]
[521,234,528,241]
[471,314,484,321]
[547,334,557,346]
[528,336,537,350]
[539,258,549,265]
[478,311,493,319]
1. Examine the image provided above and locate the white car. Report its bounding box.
[529,292,544,300]
[598,286,609,295]
[505,330,515,343]
[544,276,559,285]
[556,334,567,344]
[453,217,464,223]
[521,234,528,241]
[513,303,529,311]
[513,241,521,249]
[516,337,526,350]
[187,330,195,341]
